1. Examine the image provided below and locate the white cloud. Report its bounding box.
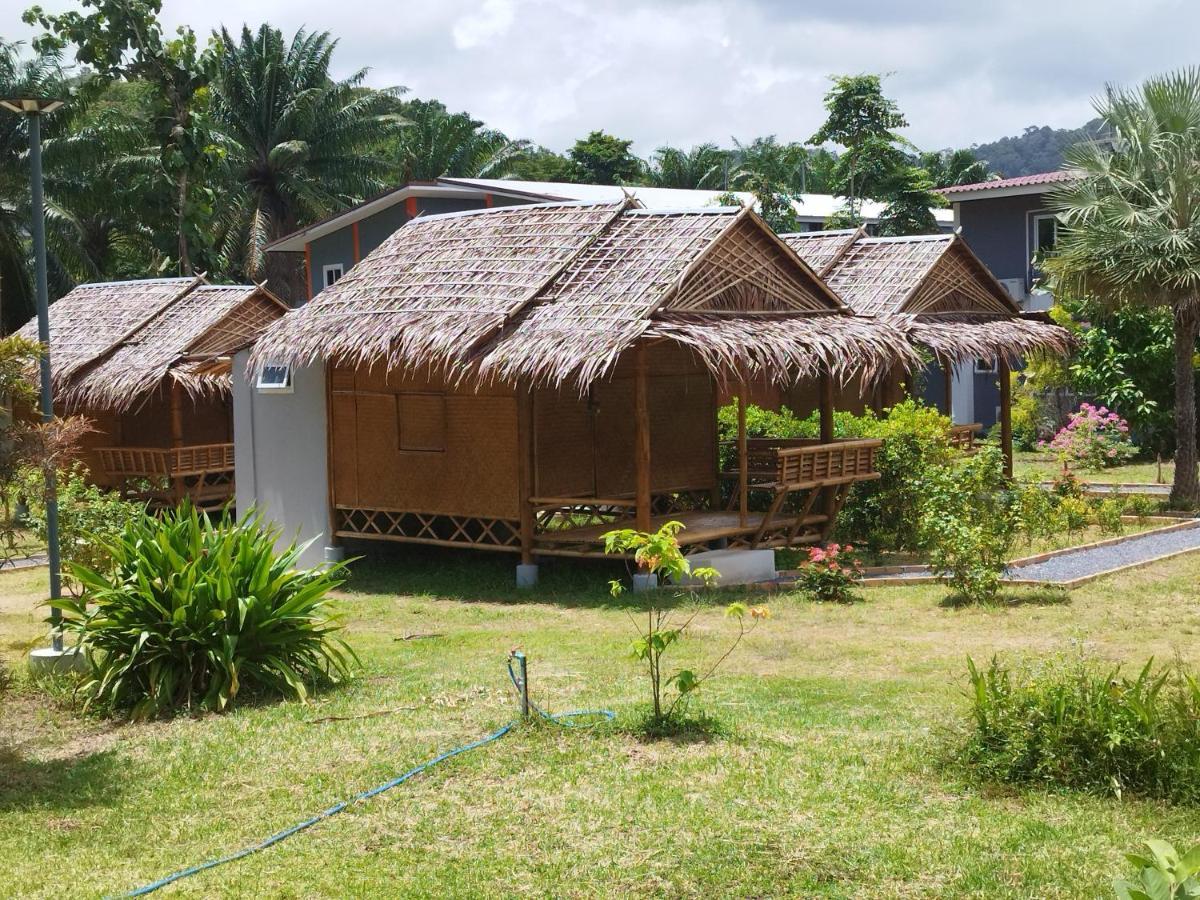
[6,0,1200,160]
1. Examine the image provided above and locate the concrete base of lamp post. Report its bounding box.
[28,645,86,677]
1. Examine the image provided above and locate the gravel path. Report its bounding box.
[1037,481,1171,496]
[855,521,1200,586]
[1007,521,1200,583]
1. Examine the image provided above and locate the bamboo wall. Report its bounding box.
[328,344,718,521]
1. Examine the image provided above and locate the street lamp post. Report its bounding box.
[1,96,67,661]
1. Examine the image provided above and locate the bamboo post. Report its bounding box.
[737,384,748,528]
[634,344,651,533]
[516,383,536,564]
[998,358,1013,478]
[942,364,954,419]
[819,372,835,444]
[709,377,722,511]
[169,381,185,502]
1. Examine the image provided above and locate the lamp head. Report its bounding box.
[0,97,65,115]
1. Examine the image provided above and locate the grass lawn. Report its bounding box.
[4,545,1200,897]
[1013,450,1172,485]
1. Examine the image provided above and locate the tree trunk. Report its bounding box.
[1171,303,1200,508]
[177,170,191,275]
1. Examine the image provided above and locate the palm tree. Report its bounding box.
[211,25,404,301]
[919,148,993,188]
[1044,68,1200,506]
[0,41,91,331]
[646,144,728,189]
[393,99,528,182]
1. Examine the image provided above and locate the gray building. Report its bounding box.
[935,170,1073,428]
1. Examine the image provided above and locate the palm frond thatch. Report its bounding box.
[19,277,287,412]
[249,200,905,390]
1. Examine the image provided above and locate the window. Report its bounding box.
[323,263,344,289]
[256,362,293,394]
[397,392,445,452]
[974,358,996,374]
[1033,214,1058,254]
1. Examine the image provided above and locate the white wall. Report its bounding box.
[951,361,975,425]
[233,352,330,567]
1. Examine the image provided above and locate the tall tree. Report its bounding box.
[646,143,727,189]
[210,24,404,301]
[920,148,993,188]
[568,130,642,184]
[0,40,94,330]
[392,99,528,181]
[1043,68,1200,506]
[809,74,909,220]
[27,0,222,274]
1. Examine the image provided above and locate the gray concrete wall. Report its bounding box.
[308,227,355,298]
[233,351,330,568]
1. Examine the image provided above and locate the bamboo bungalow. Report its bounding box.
[20,276,288,508]
[244,199,921,578]
[781,228,1073,471]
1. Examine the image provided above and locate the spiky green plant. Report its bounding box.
[1044,67,1200,507]
[51,503,355,719]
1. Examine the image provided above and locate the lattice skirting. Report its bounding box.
[334,507,522,551]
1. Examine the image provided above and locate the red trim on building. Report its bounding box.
[351,221,361,263]
[484,193,494,208]
[405,196,418,217]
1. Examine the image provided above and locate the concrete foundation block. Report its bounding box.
[680,548,777,587]
[324,545,346,563]
[28,645,87,677]
[516,563,539,588]
[632,573,659,593]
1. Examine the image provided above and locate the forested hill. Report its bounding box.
[970,117,1108,177]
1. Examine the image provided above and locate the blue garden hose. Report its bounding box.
[116,655,613,897]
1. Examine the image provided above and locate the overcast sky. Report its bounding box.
[6,0,1200,155]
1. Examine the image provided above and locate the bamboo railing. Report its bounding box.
[95,443,235,508]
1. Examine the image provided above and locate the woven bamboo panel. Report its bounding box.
[330,391,359,505]
[187,290,287,356]
[669,215,839,313]
[905,243,1015,315]
[533,387,596,498]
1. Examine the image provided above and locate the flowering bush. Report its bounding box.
[1041,403,1137,470]
[793,542,864,603]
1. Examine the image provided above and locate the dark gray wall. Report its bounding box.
[955,192,1050,289]
[308,227,355,299]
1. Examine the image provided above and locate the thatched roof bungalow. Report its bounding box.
[782,228,1073,468]
[20,276,287,508]
[245,199,921,575]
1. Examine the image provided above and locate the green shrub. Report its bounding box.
[919,446,1016,603]
[715,402,871,470]
[1094,497,1126,536]
[1113,839,1200,899]
[961,655,1200,803]
[1011,377,1056,451]
[52,503,355,719]
[837,399,956,554]
[19,463,143,594]
[1057,496,1092,540]
[1125,493,1161,520]
[1014,481,1058,548]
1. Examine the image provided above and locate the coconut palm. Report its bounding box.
[1044,68,1200,505]
[210,25,404,300]
[919,148,993,188]
[0,41,95,331]
[646,143,728,189]
[393,99,528,182]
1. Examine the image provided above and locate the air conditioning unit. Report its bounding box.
[1025,288,1054,312]
[998,278,1027,302]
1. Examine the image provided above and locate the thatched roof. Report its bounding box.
[20,277,287,412]
[780,227,863,277]
[252,200,917,388]
[780,231,1073,365]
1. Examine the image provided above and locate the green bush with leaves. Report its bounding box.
[604,521,768,725]
[18,463,143,594]
[962,655,1200,803]
[1094,497,1126,536]
[52,503,355,719]
[1114,839,1200,900]
[919,446,1017,603]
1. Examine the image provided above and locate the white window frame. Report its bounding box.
[256,361,293,394]
[322,263,345,289]
[1032,213,1058,255]
[974,358,997,374]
